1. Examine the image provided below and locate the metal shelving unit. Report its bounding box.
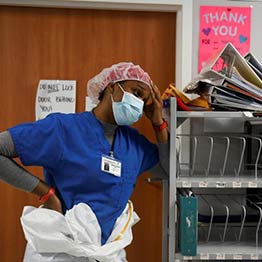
[175,242,261,261]
[163,98,262,261]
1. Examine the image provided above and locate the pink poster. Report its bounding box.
[198,6,252,72]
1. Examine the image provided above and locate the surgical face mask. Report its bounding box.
[112,83,144,126]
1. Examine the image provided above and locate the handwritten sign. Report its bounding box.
[199,6,252,72]
[35,80,76,120]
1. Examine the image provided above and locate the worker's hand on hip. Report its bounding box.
[144,84,163,125]
[43,194,63,213]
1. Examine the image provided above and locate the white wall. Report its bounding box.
[192,0,262,77]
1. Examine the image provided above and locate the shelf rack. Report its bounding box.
[175,242,262,260]
[164,97,262,262]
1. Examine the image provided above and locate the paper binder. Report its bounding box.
[179,192,198,256]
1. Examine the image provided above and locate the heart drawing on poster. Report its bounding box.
[202,28,211,36]
[239,35,247,43]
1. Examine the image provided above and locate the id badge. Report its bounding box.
[101,154,121,177]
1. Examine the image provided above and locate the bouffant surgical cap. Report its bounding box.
[87,62,152,105]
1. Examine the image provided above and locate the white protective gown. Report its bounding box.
[21,201,139,262]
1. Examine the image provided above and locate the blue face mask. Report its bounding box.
[112,83,144,126]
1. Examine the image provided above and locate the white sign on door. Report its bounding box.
[35,80,76,120]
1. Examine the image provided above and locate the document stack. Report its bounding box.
[184,43,262,111]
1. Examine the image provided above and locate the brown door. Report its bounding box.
[0,6,176,261]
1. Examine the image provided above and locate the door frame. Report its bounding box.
[0,1,193,261]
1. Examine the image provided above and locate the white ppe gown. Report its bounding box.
[21,201,139,262]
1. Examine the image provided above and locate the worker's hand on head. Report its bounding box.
[43,194,63,213]
[144,84,164,125]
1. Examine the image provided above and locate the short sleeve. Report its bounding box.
[138,133,159,174]
[8,113,64,168]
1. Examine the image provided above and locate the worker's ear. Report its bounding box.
[97,82,117,103]
[102,83,115,100]
[107,82,117,95]
[109,82,115,92]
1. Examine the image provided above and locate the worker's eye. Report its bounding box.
[133,91,140,98]
[131,88,141,98]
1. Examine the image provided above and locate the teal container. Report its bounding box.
[179,193,198,256]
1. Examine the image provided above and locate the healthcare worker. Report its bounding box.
[0,62,169,262]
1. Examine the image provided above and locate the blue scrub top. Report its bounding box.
[9,112,159,244]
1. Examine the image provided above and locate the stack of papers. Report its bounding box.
[184,43,262,111]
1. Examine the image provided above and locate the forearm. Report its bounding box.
[0,155,39,192]
[153,125,168,143]
[151,116,169,173]
[145,83,169,143]
[31,179,53,197]
[0,131,62,212]
[0,130,39,192]
[0,156,62,211]
[158,141,169,174]
[148,141,169,179]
